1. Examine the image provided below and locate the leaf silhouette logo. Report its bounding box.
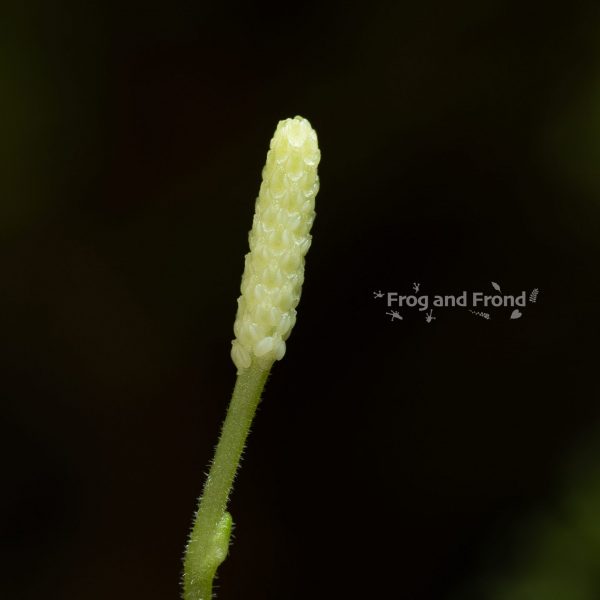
[510,309,522,319]
[491,281,501,292]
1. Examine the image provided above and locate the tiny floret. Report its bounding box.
[231,116,321,371]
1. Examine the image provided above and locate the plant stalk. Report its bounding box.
[183,358,272,600]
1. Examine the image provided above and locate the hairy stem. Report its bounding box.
[183,359,272,600]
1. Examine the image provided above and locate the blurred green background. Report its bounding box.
[2,1,599,598]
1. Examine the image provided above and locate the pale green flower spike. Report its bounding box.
[183,116,320,600]
[231,116,320,371]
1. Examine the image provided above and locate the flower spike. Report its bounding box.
[231,116,321,371]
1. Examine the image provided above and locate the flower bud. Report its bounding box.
[231,116,320,371]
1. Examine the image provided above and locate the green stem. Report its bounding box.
[183,358,272,600]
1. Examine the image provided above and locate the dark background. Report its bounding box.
[2,1,599,598]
